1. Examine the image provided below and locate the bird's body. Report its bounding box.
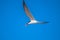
[23,0,48,26]
[28,20,39,24]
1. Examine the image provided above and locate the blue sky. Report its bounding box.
[0,0,60,40]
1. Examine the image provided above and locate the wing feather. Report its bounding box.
[23,0,35,20]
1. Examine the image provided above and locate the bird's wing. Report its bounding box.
[23,0,35,20]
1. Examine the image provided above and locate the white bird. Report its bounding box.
[23,0,48,26]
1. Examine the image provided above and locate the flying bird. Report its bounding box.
[23,0,48,26]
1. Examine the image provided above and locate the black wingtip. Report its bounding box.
[23,0,25,5]
[41,22,49,24]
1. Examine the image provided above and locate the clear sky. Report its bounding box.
[0,0,60,40]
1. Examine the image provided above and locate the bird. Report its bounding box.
[23,0,48,26]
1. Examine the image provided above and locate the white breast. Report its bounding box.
[28,20,38,24]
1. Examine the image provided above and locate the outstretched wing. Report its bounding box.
[23,0,35,20]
